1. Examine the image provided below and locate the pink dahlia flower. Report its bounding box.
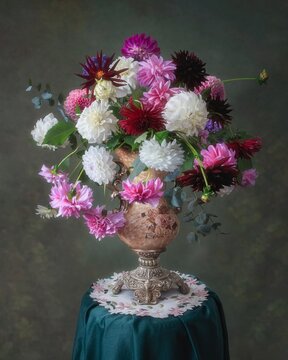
[64,89,94,121]
[121,33,160,61]
[241,168,258,187]
[197,143,237,169]
[137,55,176,87]
[83,206,126,240]
[120,178,164,207]
[194,76,225,100]
[49,180,93,218]
[39,164,68,184]
[141,80,180,110]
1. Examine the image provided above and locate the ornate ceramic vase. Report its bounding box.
[112,148,189,305]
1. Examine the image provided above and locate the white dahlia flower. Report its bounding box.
[76,101,117,144]
[112,56,139,98]
[93,79,117,101]
[82,146,117,185]
[31,113,58,150]
[163,91,208,137]
[139,138,184,172]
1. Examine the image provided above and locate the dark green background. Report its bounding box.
[0,0,287,359]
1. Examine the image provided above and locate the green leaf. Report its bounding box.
[41,91,53,100]
[171,187,183,208]
[164,169,180,182]
[154,130,170,143]
[195,212,208,225]
[32,96,41,109]
[181,156,194,172]
[69,133,78,150]
[128,157,146,180]
[106,135,121,150]
[36,83,42,91]
[187,232,198,242]
[196,224,211,236]
[110,104,121,118]
[211,222,222,230]
[124,135,138,151]
[43,121,76,146]
[134,132,148,144]
[187,198,197,211]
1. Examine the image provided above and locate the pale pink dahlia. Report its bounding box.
[137,55,176,87]
[49,180,93,218]
[120,178,164,207]
[64,89,94,121]
[39,164,68,184]
[121,33,160,61]
[83,206,126,240]
[241,168,258,187]
[141,80,180,109]
[197,143,237,169]
[194,76,225,100]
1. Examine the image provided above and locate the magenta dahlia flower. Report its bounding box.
[49,180,93,218]
[120,178,164,207]
[141,80,181,109]
[198,143,237,169]
[241,169,258,187]
[121,33,160,61]
[83,206,126,240]
[39,165,68,184]
[194,76,225,100]
[64,89,94,121]
[137,55,176,87]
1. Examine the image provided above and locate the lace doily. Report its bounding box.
[90,272,209,318]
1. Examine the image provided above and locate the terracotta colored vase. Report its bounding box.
[112,148,189,305]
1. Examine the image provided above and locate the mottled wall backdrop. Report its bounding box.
[0,0,287,359]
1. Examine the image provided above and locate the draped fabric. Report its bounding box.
[72,287,230,360]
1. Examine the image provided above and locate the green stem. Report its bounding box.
[222,77,256,83]
[58,146,79,168]
[74,167,84,184]
[177,133,209,189]
[70,160,82,178]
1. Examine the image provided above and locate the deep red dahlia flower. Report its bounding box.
[119,99,165,135]
[227,137,262,159]
[77,52,127,91]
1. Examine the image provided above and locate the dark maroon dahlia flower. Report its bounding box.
[77,52,127,91]
[177,165,238,193]
[206,96,232,126]
[172,50,207,90]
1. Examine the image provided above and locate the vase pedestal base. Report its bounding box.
[112,249,190,305]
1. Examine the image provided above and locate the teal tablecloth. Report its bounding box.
[72,285,230,360]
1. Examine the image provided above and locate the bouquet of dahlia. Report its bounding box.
[30,33,267,242]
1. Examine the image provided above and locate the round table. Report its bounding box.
[72,273,230,360]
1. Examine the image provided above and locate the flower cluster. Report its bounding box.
[30,33,265,241]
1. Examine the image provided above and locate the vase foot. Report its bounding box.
[112,250,189,305]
